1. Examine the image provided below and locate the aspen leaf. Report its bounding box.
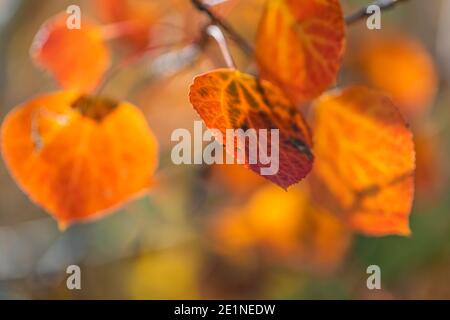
[1,92,158,229]
[189,69,314,189]
[358,34,438,117]
[256,0,345,105]
[309,86,415,236]
[31,14,110,93]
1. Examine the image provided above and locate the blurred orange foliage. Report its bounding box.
[357,34,438,117]
[211,164,267,194]
[209,184,351,270]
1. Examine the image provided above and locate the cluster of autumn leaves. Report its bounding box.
[0,0,442,269]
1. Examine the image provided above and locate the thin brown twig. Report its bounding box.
[345,0,410,24]
[191,0,410,59]
[94,41,185,96]
[190,0,254,56]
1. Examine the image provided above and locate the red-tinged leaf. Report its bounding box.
[189,69,314,189]
[256,0,345,105]
[31,14,110,93]
[308,86,415,236]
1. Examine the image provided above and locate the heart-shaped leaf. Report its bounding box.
[1,91,158,228]
[189,69,314,189]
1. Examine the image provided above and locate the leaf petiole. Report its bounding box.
[205,24,236,69]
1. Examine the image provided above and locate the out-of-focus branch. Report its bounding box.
[345,0,410,25]
[190,0,254,56]
[148,43,202,78]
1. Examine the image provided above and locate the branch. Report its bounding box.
[345,0,410,25]
[191,0,410,57]
[191,0,254,56]
[205,25,236,68]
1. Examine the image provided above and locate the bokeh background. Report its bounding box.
[0,0,449,299]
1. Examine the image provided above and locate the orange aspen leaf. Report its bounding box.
[357,34,438,117]
[31,14,110,93]
[189,69,314,189]
[256,0,345,105]
[1,92,158,229]
[309,86,415,236]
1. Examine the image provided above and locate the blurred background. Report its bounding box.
[0,0,449,299]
